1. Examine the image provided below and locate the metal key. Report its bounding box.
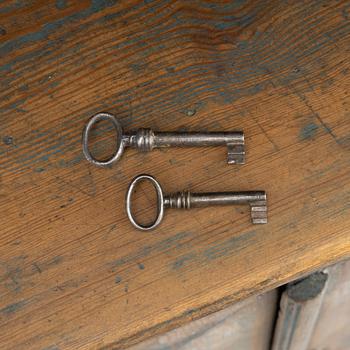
[82,113,245,167]
[126,174,267,230]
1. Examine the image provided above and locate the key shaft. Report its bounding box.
[126,129,244,164]
[164,191,265,207]
[164,191,267,225]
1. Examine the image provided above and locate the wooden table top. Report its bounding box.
[1,1,349,349]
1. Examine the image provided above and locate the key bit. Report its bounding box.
[126,174,267,230]
[82,113,245,167]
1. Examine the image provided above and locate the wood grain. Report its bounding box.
[0,0,350,349]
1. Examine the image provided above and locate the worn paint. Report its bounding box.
[0,1,154,76]
[0,255,27,293]
[0,255,63,295]
[108,232,192,271]
[0,299,28,316]
[299,123,319,140]
[56,0,68,10]
[32,256,64,273]
[172,231,256,270]
[52,276,88,292]
[0,1,25,15]
[172,252,197,270]
[287,272,328,302]
[204,231,256,260]
[0,98,28,114]
[0,0,117,57]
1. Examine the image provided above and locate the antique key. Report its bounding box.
[126,174,267,230]
[82,113,245,167]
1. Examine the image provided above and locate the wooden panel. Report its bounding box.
[0,1,350,349]
[308,259,350,349]
[271,271,328,350]
[271,258,350,350]
[130,290,277,350]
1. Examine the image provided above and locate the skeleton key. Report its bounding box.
[82,113,245,167]
[126,174,267,230]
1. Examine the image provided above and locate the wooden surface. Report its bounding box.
[131,290,277,350]
[0,1,350,349]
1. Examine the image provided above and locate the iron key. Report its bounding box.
[82,113,245,167]
[126,174,267,230]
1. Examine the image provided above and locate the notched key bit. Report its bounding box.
[126,174,267,230]
[82,113,245,167]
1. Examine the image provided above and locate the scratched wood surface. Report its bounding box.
[0,1,349,349]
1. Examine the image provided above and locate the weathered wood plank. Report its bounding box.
[0,1,350,349]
